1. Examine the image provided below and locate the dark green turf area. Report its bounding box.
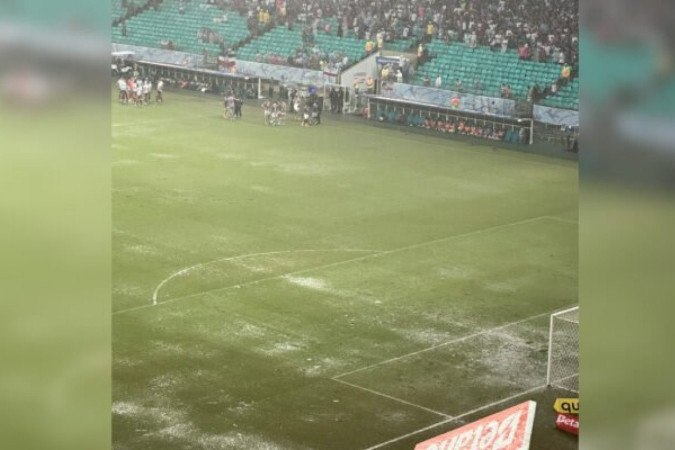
[112,89,578,449]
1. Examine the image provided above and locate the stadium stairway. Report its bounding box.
[540,78,579,110]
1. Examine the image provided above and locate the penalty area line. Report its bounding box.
[331,378,451,419]
[333,305,577,379]
[543,215,578,225]
[362,383,547,450]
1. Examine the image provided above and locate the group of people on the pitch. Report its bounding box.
[117,76,163,105]
[222,92,243,119]
[296,93,322,127]
[259,96,321,127]
[261,99,286,125]
[301,102,321,127]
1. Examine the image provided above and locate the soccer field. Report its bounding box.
[112,89,578,449]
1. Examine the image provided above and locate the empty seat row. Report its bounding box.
[112,3,250,55]
[414,40,578,110]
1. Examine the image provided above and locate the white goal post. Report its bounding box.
[546,306,579,393]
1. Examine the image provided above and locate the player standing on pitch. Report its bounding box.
[223,92,235,119]
[155,79,164,103]
[117,76,127,103]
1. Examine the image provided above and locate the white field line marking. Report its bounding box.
[553,373,579,383]
[332,378,451,418]
[113,249,379,315]
[150,249,378,305]
[549,373,579,394]
[114,214,566,315]
[362,383,548,450]
[112,216,572,315]
[333,305,576,379]
[543,215,578,225]
[336,303,579,447]
[551,305,580,317]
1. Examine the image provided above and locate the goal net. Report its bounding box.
[546,306,579,393]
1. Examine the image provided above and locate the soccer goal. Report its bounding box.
[546,306,579,393]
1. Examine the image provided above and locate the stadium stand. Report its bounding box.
[112,0,127,23]
[540,78,579,110]
[413,40,578,109]
[111,0,579,110]
[112,0,250,56]
[315,16,421,52]
[236,25,371,71]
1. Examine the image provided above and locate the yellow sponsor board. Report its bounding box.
[553,398,579,415]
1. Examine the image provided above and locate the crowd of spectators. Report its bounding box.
[211,0,577,65]
[378,57,415,83]
[118,0,578,81]
[252,45,351,72]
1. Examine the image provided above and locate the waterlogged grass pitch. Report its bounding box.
[113,89,578,449]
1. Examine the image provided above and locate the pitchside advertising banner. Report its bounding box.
[532,104,579,127]
[376,56,402,66]
[378,82,517,118]
[553,398,579,436]
[111,43,333,85]
[553,398,579,415]
[414,401,537,450]
[555,413,579,435]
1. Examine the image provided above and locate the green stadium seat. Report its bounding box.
[411,39,577,109]
[112,2,250,55]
